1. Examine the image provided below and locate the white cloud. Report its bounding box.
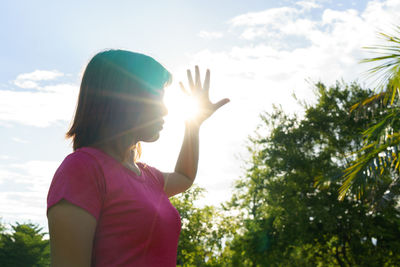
[296,0,322,10]
[228,2,321,41]
[0,160,59,231]
[11,160,59,179]
[204,0,400,95]
[229,0,399,46]
[13,80,39,89]
[230,7,299,27]
[0,83,79,127]
[198,31,223,39]
[230,7,301,40]
[14,70,64,88]
[16,70,63,81]
[1,69,79,127]
[11,137,29,144]
[0,155,12,160]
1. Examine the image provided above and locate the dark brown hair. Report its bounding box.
[66,50,172,160]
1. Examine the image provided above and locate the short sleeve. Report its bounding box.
[47,151,105,221]
[142,163,165,189]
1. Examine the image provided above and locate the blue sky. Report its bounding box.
[1,0,399,234]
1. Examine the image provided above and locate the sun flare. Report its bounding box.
[164,86,200,122]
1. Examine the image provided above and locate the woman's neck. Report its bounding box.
[92,143,135,163]
[93,144,141,175]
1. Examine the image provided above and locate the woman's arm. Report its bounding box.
[47,199,97,267]
[163,122,199,197]
[162,66,229,197]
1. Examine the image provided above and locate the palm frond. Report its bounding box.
[359,28,400,106]
[340,132,400,200]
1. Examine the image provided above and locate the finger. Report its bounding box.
[179,82,190,95]
[187,69,195,91]
[203,69,210,96]
[213,98,230,111]
[195,65,202,89]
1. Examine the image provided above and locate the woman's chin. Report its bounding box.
[142,133,160,143]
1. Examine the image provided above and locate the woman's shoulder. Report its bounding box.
[51,148,106,192]
[57,147,103,175]
[63,148,95,164]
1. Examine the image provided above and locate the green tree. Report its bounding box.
[0,221,50,267]
[224,82,400,266]
[171,186,236,267]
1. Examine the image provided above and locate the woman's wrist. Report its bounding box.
[185,120,201,131]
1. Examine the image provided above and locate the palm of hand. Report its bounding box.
[179,66,230,125]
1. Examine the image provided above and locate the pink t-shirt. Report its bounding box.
[47,147,181,266]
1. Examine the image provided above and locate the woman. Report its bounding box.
[46,50,229,266]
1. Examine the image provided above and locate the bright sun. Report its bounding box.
[164,86,200,122]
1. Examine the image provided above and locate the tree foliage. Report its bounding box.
[224,82,400,266]
[0,220,50,267]
[170,186,236,266]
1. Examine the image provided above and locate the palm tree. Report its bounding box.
[340,26,400,202]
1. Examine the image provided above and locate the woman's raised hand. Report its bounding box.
[179,66,230,126]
